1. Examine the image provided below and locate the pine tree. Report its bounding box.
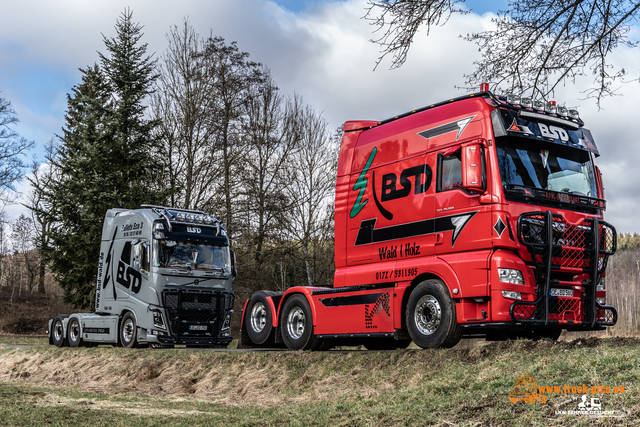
[34,9,168,308]
[37,65,112,308]
[99,8,167,205]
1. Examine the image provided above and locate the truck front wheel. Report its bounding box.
[281,295,322,351]
[120,312,138,348]
[244,293,274,345]
[406,280,462,349]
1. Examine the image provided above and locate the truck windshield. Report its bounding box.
[496,138,598,198]
[154,240,231,272]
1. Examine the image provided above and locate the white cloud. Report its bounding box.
[0,0,638,234]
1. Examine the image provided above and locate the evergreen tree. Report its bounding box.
[99,8,167,204]
[36,65,111,308]
[34,10,168,308]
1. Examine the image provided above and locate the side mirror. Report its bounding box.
[230,249,237,278]
[461,144,483,192]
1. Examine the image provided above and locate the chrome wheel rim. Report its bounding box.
[69,321,80,342]
[250,302,267,333]
[54,321,63,342]
[415,295,441,335]
[287,307,305,340]
[123,318,135,343]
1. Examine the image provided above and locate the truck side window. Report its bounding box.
[141,242,150,273]
[439,151,463,191]
[132,241,150,274]
[132,243,141,271]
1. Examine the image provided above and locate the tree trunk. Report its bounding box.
[38,260,46,293]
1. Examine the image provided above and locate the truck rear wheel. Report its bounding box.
[244,292,274,345]
[51,315,69,347]
[120,312,138,348]
[67,317,82,348]
[406,280,461,349]
[281,295,322,351]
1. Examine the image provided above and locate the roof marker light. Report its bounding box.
[506,94,520,105]
[545,102,557,114]
[533,100,545,111]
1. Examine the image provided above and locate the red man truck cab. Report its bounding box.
[240,86,617,350]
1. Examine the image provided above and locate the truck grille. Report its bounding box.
[162,289,234,344]
[512,211,617,327]
[518,213,616,273]
[511,296,616,324]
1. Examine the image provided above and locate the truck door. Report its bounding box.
[434,141,492,297]
[114,240,144,299]
[347,148,436,265]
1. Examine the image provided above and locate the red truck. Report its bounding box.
[240,84,617,350]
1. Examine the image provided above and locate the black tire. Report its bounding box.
[120,312,138,348]
[51,315,69,347]
[406,280,462,349]
[244,292,274,345]
[364,338,412,351]
[280,295,321,351]
[67,317,82,348]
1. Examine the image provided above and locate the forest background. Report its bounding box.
[2,1,640,339]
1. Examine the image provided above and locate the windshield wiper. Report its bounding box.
[503,184,537,196]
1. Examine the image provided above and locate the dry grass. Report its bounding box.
[0,337,638,425]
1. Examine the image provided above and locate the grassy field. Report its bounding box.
[0,337,637,426]
[0,335,48,346]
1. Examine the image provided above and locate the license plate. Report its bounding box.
[550,288,573,297]
[189,325,208,331]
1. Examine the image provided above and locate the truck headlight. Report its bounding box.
[498,268,525,285]
[222,312,232,329]
[502,290,522,300]
[596,278,605,291]
[220,312,232,337]
[152,310,165,329]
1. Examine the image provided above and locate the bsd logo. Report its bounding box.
[116,259,142,293]
[539,123,569,142]
[381,164,432,202]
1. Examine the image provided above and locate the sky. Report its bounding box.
[0,0,637,233]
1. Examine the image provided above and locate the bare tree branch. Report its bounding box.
[365,0,469,69]
[366,0,640,105]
